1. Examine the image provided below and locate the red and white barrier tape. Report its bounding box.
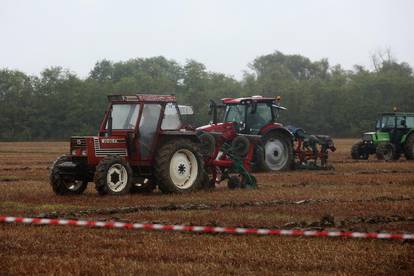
[0,216,413,240]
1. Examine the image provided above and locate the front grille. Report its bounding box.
[71,137,87,148]
[362,134,373,141]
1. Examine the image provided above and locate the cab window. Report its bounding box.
[406,116,414,128]
[396,116,406,128]
[107,104,140,130]
[381,116,395,128]
[247,103,272,129]
[225,105,245,123]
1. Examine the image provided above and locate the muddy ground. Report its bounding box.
[0,139,413,275]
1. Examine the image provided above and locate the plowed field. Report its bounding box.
[0,139,413,275]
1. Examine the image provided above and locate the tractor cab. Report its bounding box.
[375,113,414,131]
[70,94,195,168]
[96,95,194,164]
[220,96,287,135]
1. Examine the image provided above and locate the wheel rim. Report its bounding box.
[264,138,288,170]
[169,149,198,189]
[64,180,84,191]
[106,164,128,192]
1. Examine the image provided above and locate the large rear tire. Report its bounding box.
[351,142,369,160]
[376,143,398,161]
[260,132,294,171]
[94,156,133,195]
[404,134,414,160]
[50,155,88,195]
[155,139,205,193]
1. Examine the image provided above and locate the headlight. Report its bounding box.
[71,149,77,155]
[81,149,87,156]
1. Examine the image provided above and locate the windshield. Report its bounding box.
[378,115,395,129]
[107,104,140,130]
[246,103,272,129]
[224,104,245,123]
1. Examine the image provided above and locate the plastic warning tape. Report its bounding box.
[0,216,413,240]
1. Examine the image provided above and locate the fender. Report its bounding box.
[259,123,294,142]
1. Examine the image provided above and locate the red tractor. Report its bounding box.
[198,96,294,171]
[50,94,207,195]
[198,96,336,171]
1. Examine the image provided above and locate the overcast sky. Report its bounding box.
[1,0,413,79]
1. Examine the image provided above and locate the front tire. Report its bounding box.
[404,134,414,160]
[260,132,294,171]
[49,155,88,195]
[94,156,133,195]
[155,139,204,193]
[351,142,369,160]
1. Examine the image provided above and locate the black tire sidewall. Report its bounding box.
[94,156,133,195]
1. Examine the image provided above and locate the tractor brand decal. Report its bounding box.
[94,138,127,157]
[101,138,125,144]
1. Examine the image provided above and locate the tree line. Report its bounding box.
[0,51,413,141]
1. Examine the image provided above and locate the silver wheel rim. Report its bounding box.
[264,138,288,171]
[106,164,128,192]
[64,180,84,191]
[169,149,198,189]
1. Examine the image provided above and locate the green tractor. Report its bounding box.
[351,112,414,160]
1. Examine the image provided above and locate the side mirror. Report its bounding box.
[178,105,194,115]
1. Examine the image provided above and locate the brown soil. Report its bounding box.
[0,139,413,275]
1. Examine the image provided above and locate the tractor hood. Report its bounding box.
[362,132,389,143]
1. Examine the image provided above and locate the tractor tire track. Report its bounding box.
[37,196,414,218]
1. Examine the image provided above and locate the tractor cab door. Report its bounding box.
[392,115,408,150]
[246,102,273,134]
[138,103,162,160]
[224,104,249,134]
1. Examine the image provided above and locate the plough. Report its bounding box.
[288,126,336,170]
[198,123,260,189]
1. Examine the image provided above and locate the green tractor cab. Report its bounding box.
[351,112,414,160]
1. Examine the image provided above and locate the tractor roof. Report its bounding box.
[108,94,176,103]
[380,112,414,117]
[221,95,278,104]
